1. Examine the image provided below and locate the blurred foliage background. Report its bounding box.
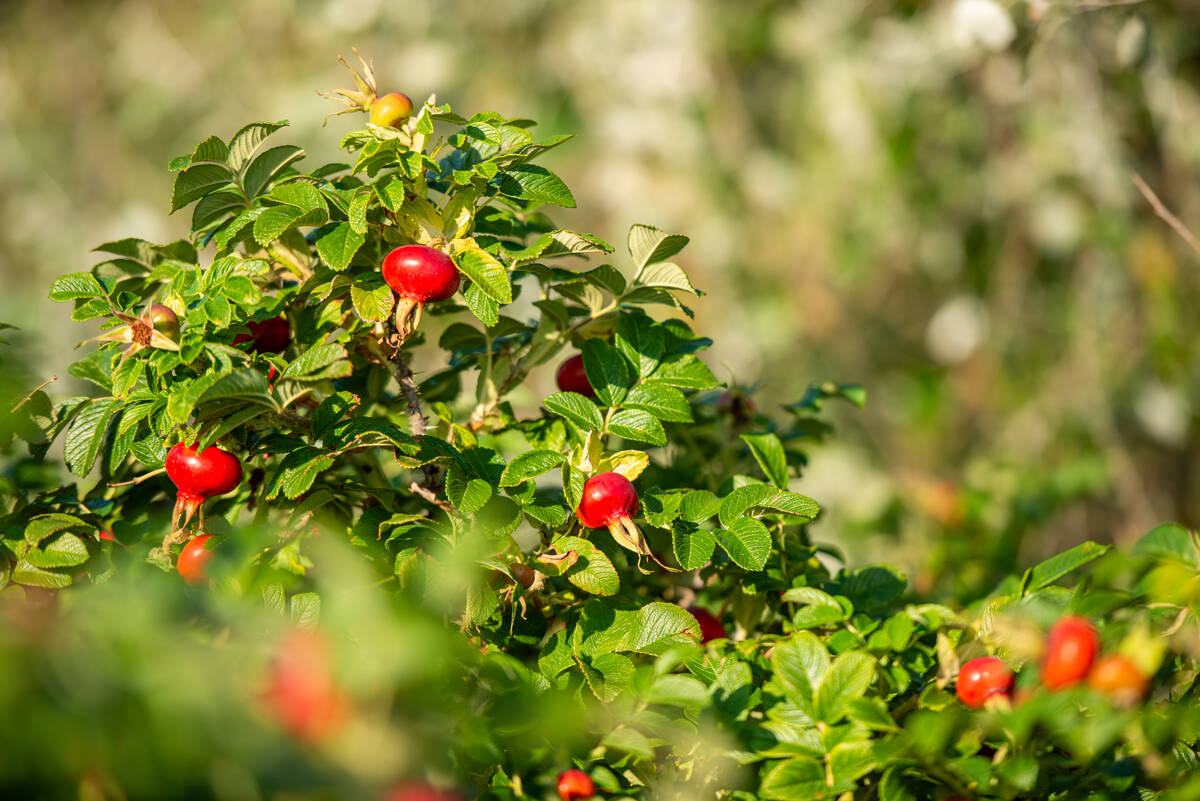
[3,0,1200,595]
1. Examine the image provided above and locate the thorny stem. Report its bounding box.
[1131,171,1200,256]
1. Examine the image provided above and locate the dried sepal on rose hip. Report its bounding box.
[87,300,181,363]
[955,655,1014,710]
[382,244,461,340]
[165,441,244,532]
[576,472,675,574]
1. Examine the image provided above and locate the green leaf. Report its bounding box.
[316,222,366,272]
[772,632,830,703]
[645,674,710,709]
[623,383,692,423]
[715,517,772,570]
[196,368,271,405]
[350,280,395,324]
[171,163,234,212]
[454,244,511,303]
[742,433,789,489]
[281,343,351,381]
[24,533,90,569]
[581,652,635,702]
[348,188,372,234]
[64,398,120,477]
[500,450,564,487]
[647,354,720,390]
[614,313,665,377]
[49,272,105,301]
[252,205,303,245]
[227,121,288,171]
[270,183,326,212]
[628,224,690,271]
[457,479,493,515]
[637,261,699,295]
[1025,541,1110,592]
[289,592,321,627]
[760,758,836,801]
[786,587,850,629]
[462,281,500,326]
[265,447,335,501]
[581,338,632,407]
[607,409,666,446]
[25,513,89,547]
[553,535,619,596]
[813,651,875,724]
[544,392,604,432]
[243,145,305,198]
[680,490,721,523]
[496,164,575,208]
[11,560,73,589]
[1133,523,1199,567]
[672,523,716,570]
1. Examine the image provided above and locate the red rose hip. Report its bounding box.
[370,92,414,128]
[956,656,1014,709]
[556,769,595,801]
[1042,615,1099,689]
[577,472,638,530]
[166,442,244,530]
[555,354,595,398]
[262,628,348,743]
[1087,654,1148,706]
[382,245,461,339]
[233,316,290,354]
[177,534,215,585]
[688,607,727,643]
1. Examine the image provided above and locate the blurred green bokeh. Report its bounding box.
[3,0,1200,583]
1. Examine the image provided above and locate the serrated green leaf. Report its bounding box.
[454,244,511,304]
[607,409,666,446]
[553,535,619,596]
[500,450,564,487]
[281,343,351,381]
[171,164,234,212]
[637,261,699,295]
[742,432,789,489]
[64,398,120,477]
[49,272,105,302]
[227,121,288,171]
[24,533,90,569]
[544,391,604,431]
[316,222,366,272]
[672,523,716,570]
[581,338,631,406]
[350,280,395,324]
[628,224,690,271]
[496,164,575,208]
[624,383,692,422]
[715,517,772,570]
[813,651,875,724]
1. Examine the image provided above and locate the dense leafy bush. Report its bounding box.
[1,54,1198,801]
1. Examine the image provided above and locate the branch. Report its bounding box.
[387,340,428,438]
[1131,171,1200,256]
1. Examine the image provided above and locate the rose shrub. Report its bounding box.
[0,55,1198,800]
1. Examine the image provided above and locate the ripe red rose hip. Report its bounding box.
[688,607,727,643]
[577,472,638,530]
[555,354,595,398]
[382,245,461,338]
[1042,615,1099,689]
[262,628,348,743]
[1088,654,1148,706]
[148,304,180,340]
[556,769,595,801]
[233,316,290,354]
[177,534,215,585]
[166,442,244,530]
[370,92,414,128]
[381,783,464,801]
[956,656,1014,709]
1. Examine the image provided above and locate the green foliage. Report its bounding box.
[0,66,1197,801]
